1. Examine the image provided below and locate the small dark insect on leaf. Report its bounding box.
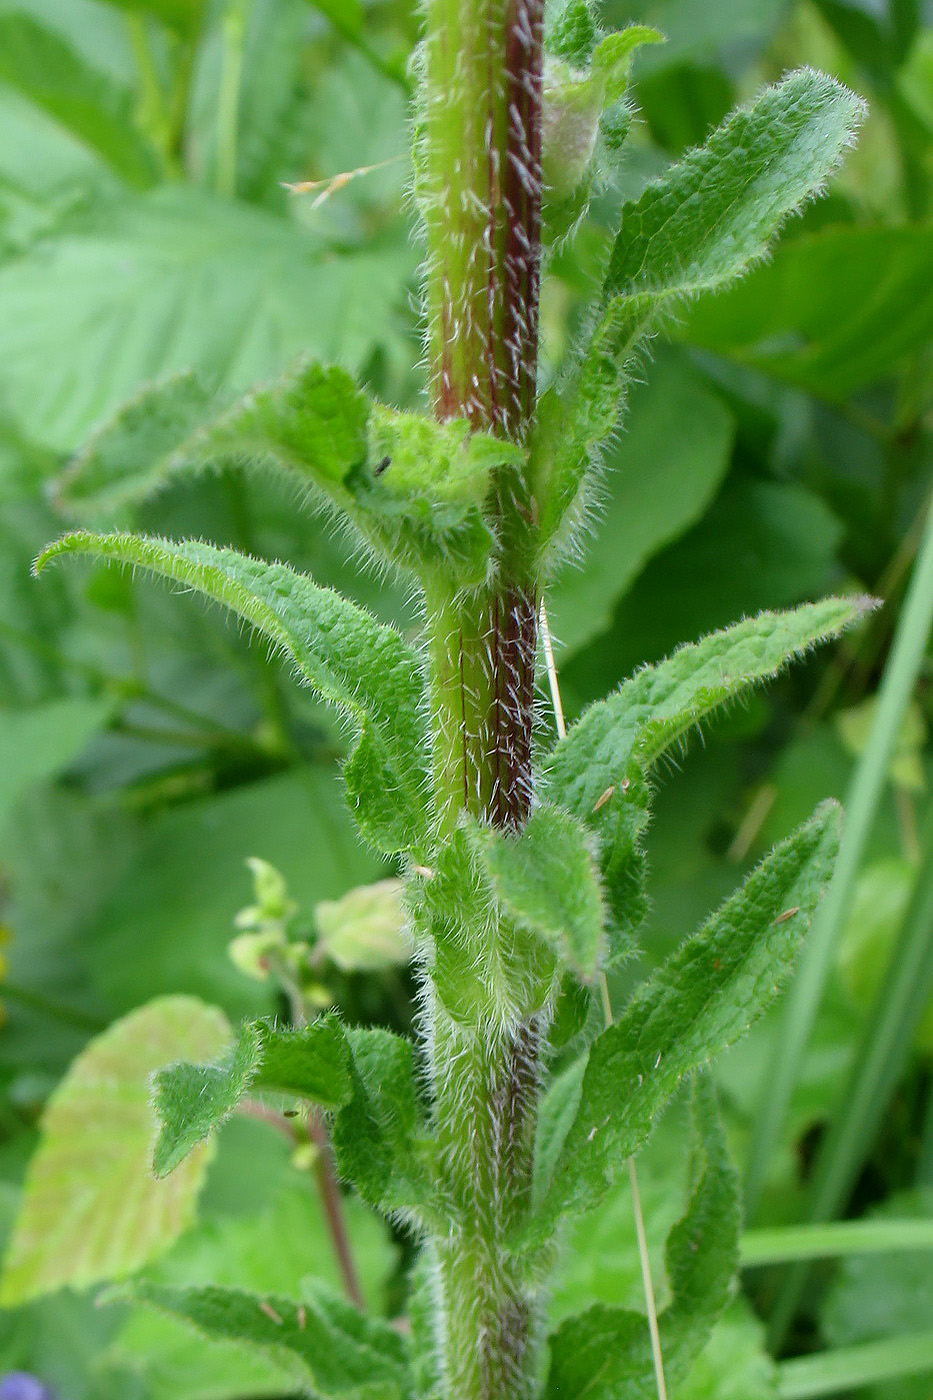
[374,455,391,476]
[773,906,800,925]
[283,1109,299,1118]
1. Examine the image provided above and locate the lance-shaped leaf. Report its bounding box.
[533,68,866,554]
[125,1280,412,1398]
[546,1074,740,1400]
[523,801,840,1243]
[0,997,229,1305]
[543,597,872,940]
[331,1028,435,1220]
[465,803,606,982]
[34,533,431,854]
[152,1017,352,1176]
[58,360,512,586]
[0,13,160,188]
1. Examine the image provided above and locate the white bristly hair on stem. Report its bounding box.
[539,596,669,1400]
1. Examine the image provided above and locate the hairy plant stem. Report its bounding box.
[418,2,545,1397]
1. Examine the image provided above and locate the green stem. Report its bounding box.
[127,13,179,178]
[417,3,546,1397]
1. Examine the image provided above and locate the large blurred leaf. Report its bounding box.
[0,13,158,188]
[0,187,414,450]
[547,353,733,657]
[564,478,845,702]
[0,697,110,834]
[604,0,787,72]
[681,226,933,400]
[82,766,379,1018]
[0,996,230,1305]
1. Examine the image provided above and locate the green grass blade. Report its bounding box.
[776,1330,933,1398]
[766,806,933,1344]
[741,1217,933,1266]
[746,492,933,1224]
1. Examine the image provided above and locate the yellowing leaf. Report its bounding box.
[0,996,231,1305]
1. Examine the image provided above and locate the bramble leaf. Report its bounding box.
[533,68,866,555]
[34,532,432,854]
[544,597,872,942]
[524,801,840,1241]
[0,14,159,188]
[545,1074,740,1399]
[466,803,606,982]
[0,997,230,1305]
[125,1280,413,1398]
[332,1029,434,1219]
[152,1018,351,1176]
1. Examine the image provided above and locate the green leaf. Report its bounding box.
[34,532,432,854]
[412,829,559,1024]
[0,14,159,188]
[152,1017,352,1176]
[604,69,865,306]
[466,803,606,982]
[546,1074,740,1399]
[532,68,866,554]
[57,359,508,584]
[680,225,933,400]
[125,1279,413,1398]
[544,597,871,938]
[331,1028,433,1219]
[524,802,841,1241]
[542,26,662,216]
[0,187,414,451]
[0,696,111,834]
[0,996,230,1305]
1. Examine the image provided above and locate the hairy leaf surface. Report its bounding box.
[533,68,866,553]
[35,532,431,853]
[466,804,606,982]
[0,997,229,1304]
[127,1280,412,1398]
[57,359,512,584]
[525,802,840,1239]
[153,1018,351,1176]
[332,1028,433,1219]
[544,597,871,939]
[546,1075,740,1399]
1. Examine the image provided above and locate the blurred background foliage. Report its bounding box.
[0,0,929,1395]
